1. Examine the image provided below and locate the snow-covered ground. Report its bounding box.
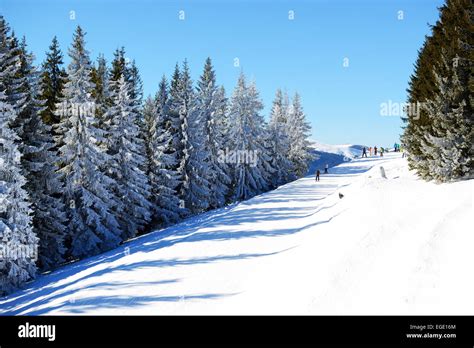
[0,152,472,315]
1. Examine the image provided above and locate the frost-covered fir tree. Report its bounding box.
[90,54,110,120]
[177,60,210,214]
[167,64,186,211]
[127,60,143,105]
[228,73,272,201]
[0,19,24,118]
[145,76,182,225]
[0,91,38,295]
[127,60,150,177]
[268,88,293,187]
[195,58,231,209]
[56,26,121,259]
[110,47,127,89]
[288,92,312,178]
[13,38,67,271]
[38,36,67,127]
[402,0,473,181]
[106,76,151,238]
[420,57,473,182]
[143,95,155,175]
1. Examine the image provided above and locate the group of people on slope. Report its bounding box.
[361,144,406,158]
[362,146,384,158]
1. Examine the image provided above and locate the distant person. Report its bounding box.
[394,143,398,152]
[380,147,384,157]
[324,164,329,174]
[315,169,320,182]
[374,146,378,156]
[369,146,373,156]
[362,147,367,158]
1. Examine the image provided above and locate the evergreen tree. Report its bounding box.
[420,57,472,181]
[195,58,231,209]
[14,38,67,271]
[402,0,473,181]
[146,76,182,225]
[0,20,24,118]
[0,17,38,293]
[56,26,121,259]
[178,60,210,214]
[90,54,110,120]
[228,73,271,200]
[288,92,312,178]
[167,63,186,211]
[268,88,293,187]
[110,47,127,89]
[38,36,67,127]
[127,60,143,105]
[106,75,151,238]
[0,91,38,295]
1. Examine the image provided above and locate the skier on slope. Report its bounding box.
[362,147,367,158]
[324,164,329,174]
[380,147,384,157]
[374,146,378,156]
[315,169,320,182]
[369,146,373,156]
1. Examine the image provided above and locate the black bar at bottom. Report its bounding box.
[0,316,472,346]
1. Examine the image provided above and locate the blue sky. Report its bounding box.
[2,0,443,146]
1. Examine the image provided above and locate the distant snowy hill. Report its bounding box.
[1,153,472,315]
[307,140,365,175]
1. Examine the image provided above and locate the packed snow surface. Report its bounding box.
[1,153,472,315]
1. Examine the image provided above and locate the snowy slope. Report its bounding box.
[0,153,472,315]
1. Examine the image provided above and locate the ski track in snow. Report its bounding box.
[0,153,472,315]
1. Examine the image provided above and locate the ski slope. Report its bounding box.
[1,153,472,315]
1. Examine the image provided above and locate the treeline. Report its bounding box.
[402,0,473,182]
[0,18,312,294]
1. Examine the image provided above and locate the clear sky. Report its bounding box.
[1,0,444,146]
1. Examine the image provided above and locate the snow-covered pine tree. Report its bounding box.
[0,91,38,295]
[268,88,293,187]
[402,0,473,181]
[146,76,182,225]
[38,36,67,127]
[127,60,150,179]
[420,56,473,182]
[0,20,24,120]
[12,38,67,271]
[56,26,121,259]
[0,18,38,293]
[288,92,312,178]
[177,60,210,214]
[248,81,275,192]
[110,47,127,90]
[228,73,271,201]
[143,95,155,176]
[90,54,110,121]
[106,75,151,238]
[127,60,143,105]
[195,58,231,209]
[167,63,187,212]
